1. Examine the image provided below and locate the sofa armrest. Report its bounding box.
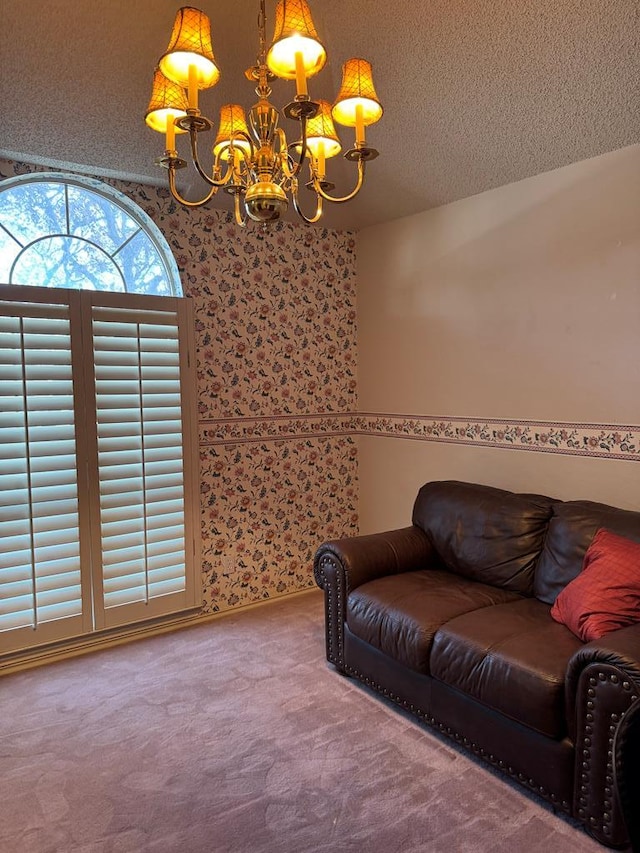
[566,624,640,718]
[570,624,640,677]
[313,526,436,670]
[565,625,640,846]
[314,525,435,593]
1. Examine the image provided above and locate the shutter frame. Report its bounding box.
[0,285,201,654]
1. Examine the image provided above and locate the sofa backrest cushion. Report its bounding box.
[535,500,640,604]
[412,481,555,595]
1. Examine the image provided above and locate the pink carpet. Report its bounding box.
[1,590,604,852]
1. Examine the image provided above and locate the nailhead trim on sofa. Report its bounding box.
[314,554,346,669]
[576,669,639,841]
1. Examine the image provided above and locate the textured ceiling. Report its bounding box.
[1,0,638,231]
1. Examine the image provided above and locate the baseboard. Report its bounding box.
[0,588,319,676]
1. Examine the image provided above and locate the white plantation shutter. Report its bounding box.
[88,299,196,628]
[0,293,92,652]
[0,286,200,654]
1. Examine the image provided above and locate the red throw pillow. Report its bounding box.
[550,528,640,642]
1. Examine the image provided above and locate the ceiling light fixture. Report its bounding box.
[145,1,383,226]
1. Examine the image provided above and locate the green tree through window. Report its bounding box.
[0,172,182,296]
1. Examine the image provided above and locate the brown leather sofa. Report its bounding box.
[313,480,640,848]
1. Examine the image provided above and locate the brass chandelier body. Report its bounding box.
[145,0,383,226]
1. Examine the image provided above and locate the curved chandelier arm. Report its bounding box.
[291,179,324,224]
[227,133,254,184]
[188,127,233,189]
[233,193,247,227]
[277,123,307,181]
[167,168,218,208]
[312,158,366,204]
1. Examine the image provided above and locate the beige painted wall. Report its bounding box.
[356,144,640,531]
[357,436,640,534]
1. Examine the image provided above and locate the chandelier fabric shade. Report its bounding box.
[302,100,341,159]
[144,69,189,134]
[159,6,221,89]
[213,104,252,160]
[266,0,326,80]
[332,58,384,127]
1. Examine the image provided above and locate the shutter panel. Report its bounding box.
[87,297,198,629]
[0,288,199,654]
[0,295,90,651]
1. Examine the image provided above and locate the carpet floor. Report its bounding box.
[1,590,605,852]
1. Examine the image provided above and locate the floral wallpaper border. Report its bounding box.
[200,412,640,462]
[199,413,357,445]
[353,413,640,462]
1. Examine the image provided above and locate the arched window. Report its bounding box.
[0,173,199,660]
[0,172,182,296]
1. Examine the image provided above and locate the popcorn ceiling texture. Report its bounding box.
[1,0,637,230]
[0,156,360,615]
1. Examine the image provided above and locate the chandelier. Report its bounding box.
[144,0,383,226]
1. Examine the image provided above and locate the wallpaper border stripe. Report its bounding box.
[199,414,355,446]
[198,413,640,462]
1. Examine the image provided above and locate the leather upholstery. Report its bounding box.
[313,526,437,670]
[412,480,554,595]
[429,678,576,809]
[565,623,640,725]
[535,500,640,605]
[315,525,437,594]
[315,480,640,848]
[347,569,521,673]
[430,598,583,738]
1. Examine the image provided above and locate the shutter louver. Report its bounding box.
[0,304,83,641]
[92,309,187,615]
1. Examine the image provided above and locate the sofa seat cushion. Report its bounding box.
[430,598,583,739]
[346,570,523,675]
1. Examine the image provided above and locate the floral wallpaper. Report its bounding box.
[0,156,360,615]
[134,185,361,613]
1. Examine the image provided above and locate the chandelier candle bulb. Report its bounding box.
[316,140,326,179]
[294,51,308,97]
[355,104,365,147]
[188,64,199,111]
[166,113,176,152]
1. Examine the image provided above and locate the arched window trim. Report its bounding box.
[0,171,182,296]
